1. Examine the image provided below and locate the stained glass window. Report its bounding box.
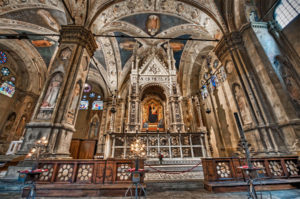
[201,85,208,100]
[92,100,103,110]
[274,0,300,28]
[79,100,89,110]
[0,51,7,64]
[89,92,95,98]
[213,60,219,69]
[0,81,15,97]
[0,60,16,98]
[79,84,102,110]
[1,67,10,76]
[83,83,92,92]
[210,75,218,90]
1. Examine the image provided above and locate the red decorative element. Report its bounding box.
[19,169,48,174]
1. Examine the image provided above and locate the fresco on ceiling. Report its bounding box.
[146,15,160,36]
[120,13,188,36]
[15,30,58,68]
[166,34,191,70]
[0,8,67,31]
[114,32,139,69]
[93,47,107,69]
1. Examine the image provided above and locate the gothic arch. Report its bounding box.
[139,83,169,100]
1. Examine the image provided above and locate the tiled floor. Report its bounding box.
[0,189,300,199]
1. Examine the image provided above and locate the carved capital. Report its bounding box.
[214,31,244,61]
[59,25,98,57]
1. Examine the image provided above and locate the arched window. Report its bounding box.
[274,0,300,29]
[79,83,103,110]
[0,51,16,98]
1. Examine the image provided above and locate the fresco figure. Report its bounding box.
[69,83,81,114]
[0,113,16,139]
[148,103,158,123]
[41,74,63,108]
[234,84,252,125]
[16,116,27,137]
[89,117,99,139]
[146,15,160,36]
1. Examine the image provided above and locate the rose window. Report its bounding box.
[117,164,131,181]
[285,160,299,176]
[268,161,283,176]
[39,164,54,181]
[216,162,231,178]
[1,67,9,76]
[57,164,74,182]
[77,164,93,181]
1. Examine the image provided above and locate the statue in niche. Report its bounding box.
[15,115,27,137]
[0,113,16,139]
[233,84,252,125]
[60,47,72,61]
[274,55,300,107]
[146,15,160,36]
[88,117,99,139]
[41,74,63,109]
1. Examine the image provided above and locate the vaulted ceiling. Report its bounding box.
[0,0,264,97]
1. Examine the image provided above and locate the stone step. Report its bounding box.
[146,180,204,193]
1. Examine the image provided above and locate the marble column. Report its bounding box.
[18,25,97,158]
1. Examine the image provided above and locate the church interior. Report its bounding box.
[0,0,299,198]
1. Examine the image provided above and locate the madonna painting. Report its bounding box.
[142,99,164,131]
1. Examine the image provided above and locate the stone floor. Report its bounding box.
[0,189,300,199]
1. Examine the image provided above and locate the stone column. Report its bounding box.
[215,27,279,154]
[18,25,97,158]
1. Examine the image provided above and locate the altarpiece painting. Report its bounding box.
[142,99,164,131]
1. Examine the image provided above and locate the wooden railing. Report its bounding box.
[37,159,144,184]
[202,156,300,182]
